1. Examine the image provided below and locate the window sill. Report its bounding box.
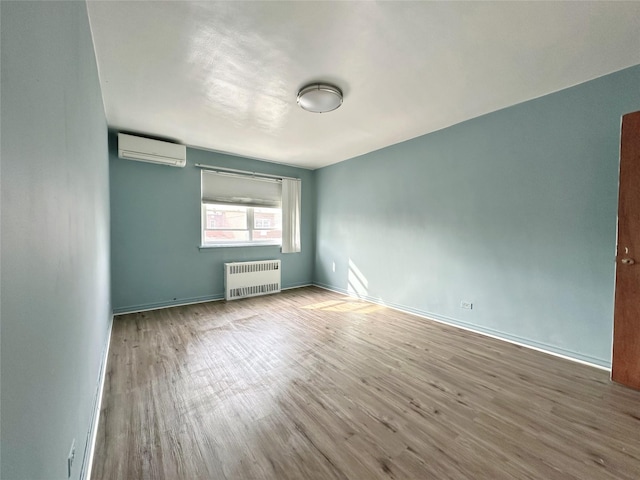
[199,243,282,250]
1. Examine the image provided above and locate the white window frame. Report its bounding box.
[255,218,271,229]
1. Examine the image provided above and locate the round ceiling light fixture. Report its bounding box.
[297,83,343,113]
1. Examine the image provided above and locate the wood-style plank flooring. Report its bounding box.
[92,287,640,479]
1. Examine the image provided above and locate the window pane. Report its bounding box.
[205,205,247,229]
[201,203,282,246]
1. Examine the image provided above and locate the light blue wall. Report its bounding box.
[1,2,111,479]
[109,137,315,313]
[315,65,640,368]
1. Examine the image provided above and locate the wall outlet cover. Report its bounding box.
[460,301,473,310]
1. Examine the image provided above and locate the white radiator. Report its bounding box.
[224,260,281,301]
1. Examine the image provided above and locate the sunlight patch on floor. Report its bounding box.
[302,299,384,314]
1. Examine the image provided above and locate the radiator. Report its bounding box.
[224,260,281,301]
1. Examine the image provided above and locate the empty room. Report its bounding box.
[3,1,640,479]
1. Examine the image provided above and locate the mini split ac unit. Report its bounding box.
[118,133,186,167]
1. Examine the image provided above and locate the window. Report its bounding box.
[255,217,271,229]
[202,204,282,246]
[200,170,286,247]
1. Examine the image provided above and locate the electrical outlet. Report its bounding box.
[460,301,473,310]
[67,439,75,478]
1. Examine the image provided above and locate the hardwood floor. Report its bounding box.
[92,287,640,480]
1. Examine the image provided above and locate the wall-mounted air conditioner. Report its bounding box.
[117,133,186,167]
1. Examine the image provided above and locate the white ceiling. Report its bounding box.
[87,1,640,170]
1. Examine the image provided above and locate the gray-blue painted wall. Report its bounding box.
[314,65,640,368]
[109,138,315,313]
[1,2,111,479]
[3,2,637,477]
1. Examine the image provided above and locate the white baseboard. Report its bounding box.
[113,294,225,315]
[80,313,114,480]
[313,283,611,372]
[113,283,313,315]
[281,283,312,291]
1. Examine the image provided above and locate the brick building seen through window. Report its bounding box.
[203,204,282,244]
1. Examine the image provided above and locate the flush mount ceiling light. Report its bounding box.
[296,83,343,113]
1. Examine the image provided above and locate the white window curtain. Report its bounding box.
[281,178,301,253]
